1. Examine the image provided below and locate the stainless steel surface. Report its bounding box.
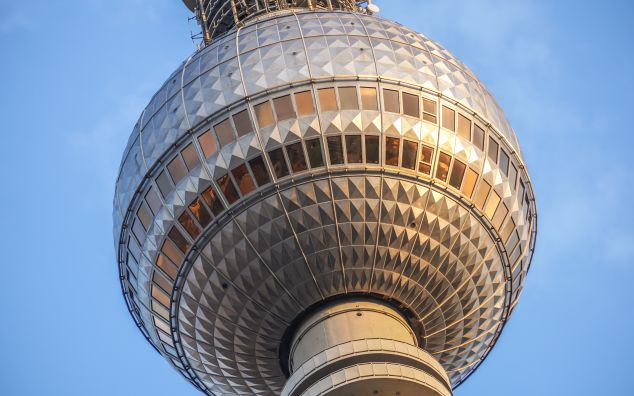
[114,6,537,395]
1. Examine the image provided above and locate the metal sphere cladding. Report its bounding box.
[114,1,537,395]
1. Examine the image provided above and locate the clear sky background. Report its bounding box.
[0,0,632,395]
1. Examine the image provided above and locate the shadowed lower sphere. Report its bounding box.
[113,1,537,394]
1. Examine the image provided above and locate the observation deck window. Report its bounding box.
[156,171,173,198]
[318,88,338,111]
[499,149,510,176]
[457,113,471,140]
[365,135,380,164]
[442,106,455,131]
[167,155,188,184]
[361,87,378,110]
[419,145,434,175]
[462,169,479,198]
[268,148,290,178]
[178,211,201,239]
[198,130,218,159]
[137,203,153,230]
[145,187,161,215]
[508,163,518,189]
[423,98,437,123]
[295,91,315,116]
[156,251,179,279]
[168,226,190,253]
[233,110,253,137]
[474,180,491,210]
[449,159,467,189]
[248,156,270,186]
[286,142,308,172]
[403,92,420,118]
[188,198,212,228]
[487,137,499,163]
[345,135,362,163]
[327,135,344,165]
[217,174,240,204]
[273,95,296,121]
[232,164,256,195]
[383,89,400,113]
[385,137,400,166]
[402,139,418,170]
[339,87,359,110]
[201,186,224,216]
[214,118,234,147]
[436,152,451,181]
[306,138,325,168]
[473,124,485,151]
[181,144,201,171]
[255,101,275,128]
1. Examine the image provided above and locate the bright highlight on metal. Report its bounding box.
[114,1,538,395]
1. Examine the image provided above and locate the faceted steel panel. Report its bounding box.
[114,11,523,224]
[114,9,537,396]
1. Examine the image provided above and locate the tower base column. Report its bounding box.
[281,299,452,396]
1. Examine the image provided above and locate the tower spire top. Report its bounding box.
[183,0,378,45]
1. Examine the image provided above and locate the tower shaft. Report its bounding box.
[283,299,452,396]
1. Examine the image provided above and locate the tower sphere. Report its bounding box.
[114,1,537,395]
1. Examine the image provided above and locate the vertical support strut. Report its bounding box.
[196,0,212,45]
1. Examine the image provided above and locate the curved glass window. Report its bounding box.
[286,142,308,172]
[327,135,344,165]
[167,156,187,184]
[217,174,240,204]
[473,124,485,151]
[295,91,315,116]
[436,152,451,181]
[402,92,420,118]
[181,144,200,170]
[306,138,325,168]
[457,113,471,140]
[156,171,173,199]
[383,89,400,113]
[423,98,437,123]
[488,137,499,163]
[345,135,362,163]
[318,88,338,111]
[231,164,256,195]
[441,106,455,131]
[232,110,253,137]
[360,87,378,110]
[201,186,224,216]
[178,211,201,239]
[273,95,296,121]
[402,140,418,170]
[499,149,510,176]
[385,137,400,166]
[248,156,270,187]
[474,180,491,209]
[198,130,218,159]
[166,227,189,255]
[268,148,290,178]
[254,101,274,127]
[449,159,466,189]
[188,197,212,228]
[462,168,479,198]
[339,87,359,110]
[365,135,380,164]
[145,187,162,215]
[214,118,234,147]
[419,145,434,174]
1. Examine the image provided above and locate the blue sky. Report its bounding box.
[0,0,632,395]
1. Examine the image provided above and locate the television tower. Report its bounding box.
[114,1,537,394]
